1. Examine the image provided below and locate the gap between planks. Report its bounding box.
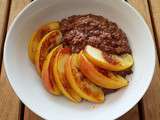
[0,0,11,69]
[1,0,160,120]
[0,0,31,120]
[0,0,21,120]
[147,0,160,60]
[128,0,160,120]
[127,0,152,119]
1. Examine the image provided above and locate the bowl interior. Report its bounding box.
[4,0,155,119]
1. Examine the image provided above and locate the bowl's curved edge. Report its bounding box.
[113,1,156,119]
[3,0,49,119]
[3,0,156,120]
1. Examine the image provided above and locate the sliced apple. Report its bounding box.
[65,54,104,103]
[84,45,133,71]
[35,30,62,74]
[53,48,81,102]
[28,21,60,63]
[41,45,62,95]
[79,52,128,89]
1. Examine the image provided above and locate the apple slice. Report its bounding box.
[79,52,128,89]
[28,21,59,63]
[41,45,62,95]
[35,30,62,74]
[65,54,104,103]
[84,45,133,71]
[53,48,81,102]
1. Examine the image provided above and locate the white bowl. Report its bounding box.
[4,0,155,119]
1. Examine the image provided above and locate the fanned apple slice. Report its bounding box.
[41,45,62,95]
[79,52,128,89]
[84,45,133,71]
[35,30,62,74]
[65,54,104,103]
[28,21,60,63]
[53,48,81,102]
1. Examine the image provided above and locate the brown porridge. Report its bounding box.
[60,14,131,54]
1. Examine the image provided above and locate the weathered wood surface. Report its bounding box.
[128,0,160,120]
[0,0,160,120]
[0,0,31,120]
[148,0,160,58]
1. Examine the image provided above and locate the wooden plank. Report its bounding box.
[0,65,20,120]
[0,0,31,120]
[7,0,31,26]
[128,0,160,120]
[0,0,10,67]
[24,107,43,120]
[128,0,153,30]
[142,61,160,120]
[0,0,20,120]
[5,0,159,120]
[148,0,160,58]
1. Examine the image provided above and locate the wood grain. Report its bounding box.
[0,0,159,120]
[24,107,43,120]
[0,0,31,120]
[128,0,160,120]
[148,0,160,58]
[142,61,160,120]
[7,0,31,26]
[128,0,153,31]
[0,66,20,120]
[0,0,10,66]
[0,0,20,120]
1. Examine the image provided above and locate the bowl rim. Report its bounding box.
[3,0,156,119]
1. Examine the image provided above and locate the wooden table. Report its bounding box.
[0,0,160,120]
